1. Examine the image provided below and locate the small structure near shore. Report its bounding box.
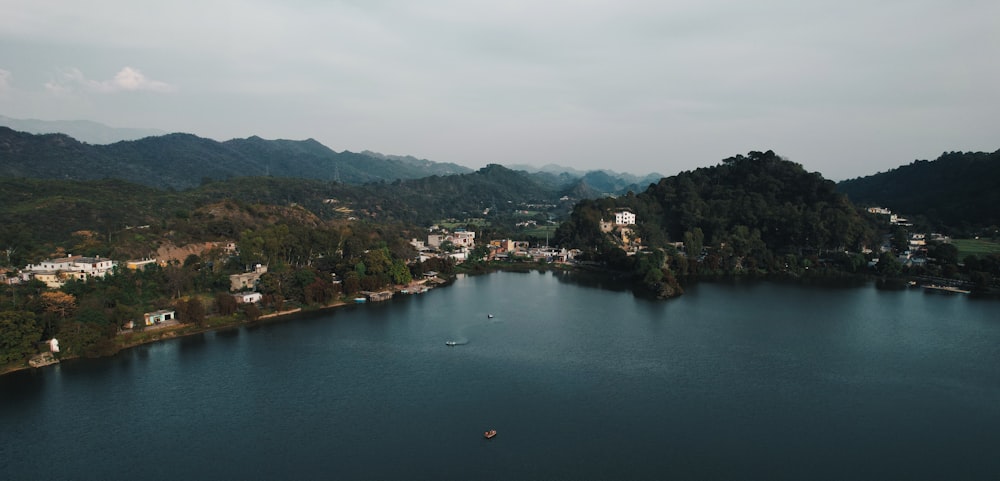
[360,290,394,302]
[29,352,59,368]
[144,309,176,326]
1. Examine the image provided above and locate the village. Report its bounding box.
[0,202,971,363]
[0,213,644,342]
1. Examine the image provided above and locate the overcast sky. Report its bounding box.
[1,0,997,180]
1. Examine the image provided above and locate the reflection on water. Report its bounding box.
[2,272,999,481]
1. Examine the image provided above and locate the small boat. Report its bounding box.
[445,341,458,346]
[487,314,494,319]
[353,297,367,303]
[483,429,497,439]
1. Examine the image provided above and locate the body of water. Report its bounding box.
[2,271,999,480]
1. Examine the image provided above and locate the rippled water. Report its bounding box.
[2,272,999,480]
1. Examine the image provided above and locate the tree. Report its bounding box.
[890,226,909,253]
[40,291,77,319]
[215,292,238,316]
[243,303,261,322]
[684,228,704,259]
[469,245,489,263]
[389,259,412,285]
[876,253,903,277]
[930,242,959,265]
[177,298,206,326]
[0,310,43,364]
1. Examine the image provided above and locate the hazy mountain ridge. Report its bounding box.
[0,127,477,189]
[359,150,472,176]
[506,162,663,194]
[0,117,659,196]
[0,115,167,144]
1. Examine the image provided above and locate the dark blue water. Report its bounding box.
[2,272,999,480]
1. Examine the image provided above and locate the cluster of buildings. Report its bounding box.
[867,207,952,266]
[600,210,641,250]
[866,207,912,227]
[14,255,118,289]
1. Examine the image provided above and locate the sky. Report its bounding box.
[1,0,997,180]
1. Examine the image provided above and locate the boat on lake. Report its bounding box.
[488,314,494,318]
[446,341,458,346]
[483,429,497,439]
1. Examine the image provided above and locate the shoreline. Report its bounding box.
[1,305,330,377]
[4,267,993,377]
[0,280,433,377]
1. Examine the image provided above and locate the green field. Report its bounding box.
[953,238,1000,257]
[437,218,489,229]
[522,225,558,239]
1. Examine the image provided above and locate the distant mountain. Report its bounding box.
[505,163,662,197]
[0,115,166,144]
[361,164,563,224]
[360,150,472,176]
[837,150,1000,232]
[0,127,471,189]
[506,163,589,177]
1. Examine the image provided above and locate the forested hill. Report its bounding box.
[556,150,874,256]
[359,164,564,224]
[836,150,1000,232]
[0,127,471,189]
[0,164,566,263]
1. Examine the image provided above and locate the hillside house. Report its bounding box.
[427,230,476,249]
[229,264,268,291]
[615,210,636,226]
[126,258,160,270]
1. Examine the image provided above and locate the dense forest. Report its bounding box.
[0,164,573,266]
[837,150,1000,234]
[0,182,469,366]
[554,150,1000,297]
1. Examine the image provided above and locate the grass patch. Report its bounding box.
[438,218,489,229]
[953,238,1000,257]
[521,225,558,238]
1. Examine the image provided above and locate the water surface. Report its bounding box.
[2,272,998,480]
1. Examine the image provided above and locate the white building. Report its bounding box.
[232,291,263,304]
[614,211,636,226]
[22,255,118,288]
[144,309,176,326]
[427,230,476,249]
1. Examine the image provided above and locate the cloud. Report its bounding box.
[0,69,11,94]
[45,67,175,94]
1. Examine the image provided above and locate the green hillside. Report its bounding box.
[837,150,1000,233]
[0,127,472,189]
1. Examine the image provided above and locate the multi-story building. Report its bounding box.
[22,255,118,288]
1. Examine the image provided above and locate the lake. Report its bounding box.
[2,271,999,480]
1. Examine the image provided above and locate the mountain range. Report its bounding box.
[0,127,471,188]
[0,122,660,195]
[0,115,167,144]
[2,117,998,234]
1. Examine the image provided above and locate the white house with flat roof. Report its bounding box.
[22,255,118,288]
[614,210,636,226]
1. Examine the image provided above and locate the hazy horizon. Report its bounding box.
[2,1,998,181]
